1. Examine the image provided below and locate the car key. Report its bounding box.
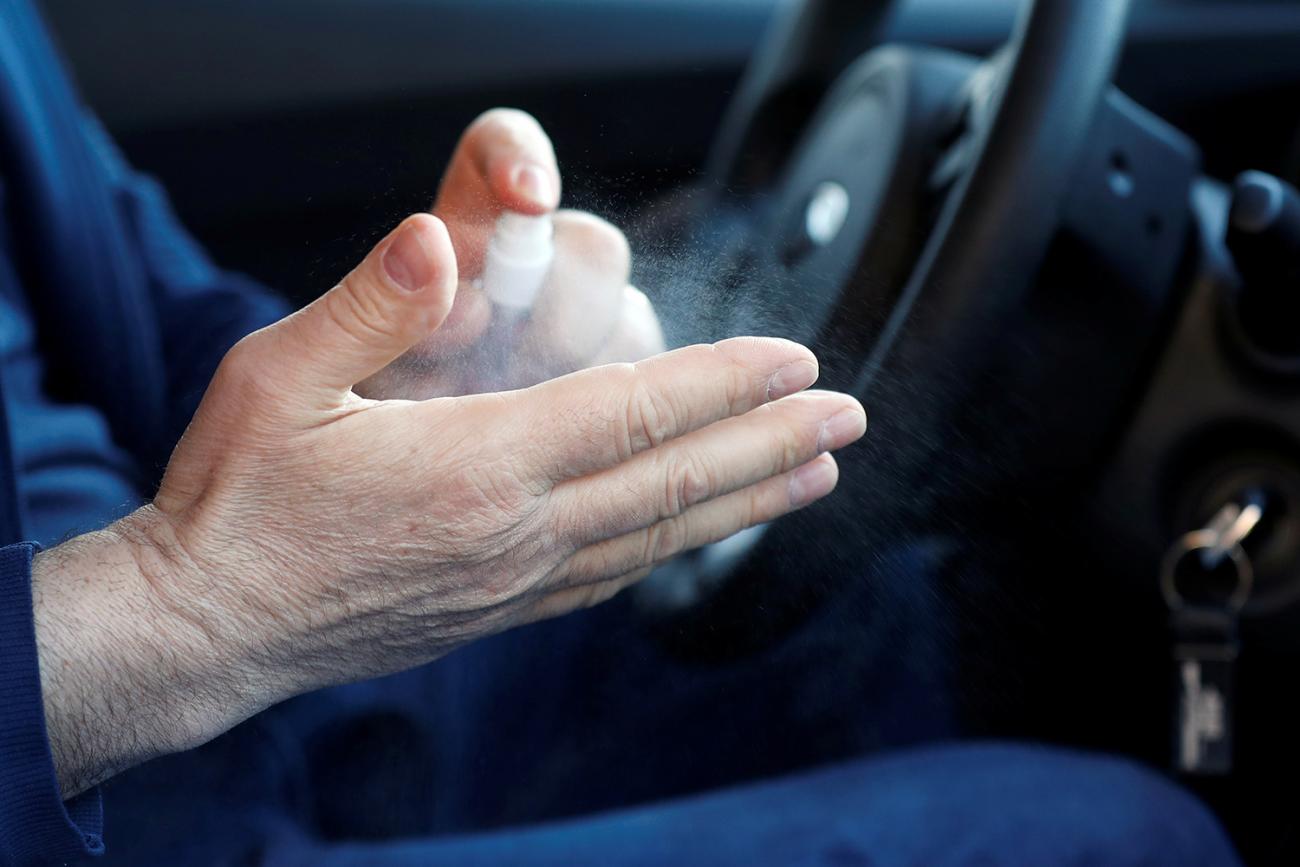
[1160,497,1262,775]
[1168,600,1239,774]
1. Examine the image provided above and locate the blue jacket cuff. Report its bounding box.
[0,542,103,863]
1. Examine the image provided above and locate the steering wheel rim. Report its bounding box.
[637,0,1136,657]
[857,0,1132,398]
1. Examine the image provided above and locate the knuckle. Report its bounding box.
[741,487,764,529]
[560,212,631,279]
[753,401,813,471]
[625,377,678,454]
[591,364,637,461]
[326,276,397,348]
[778,420,809,473]
[656,518,689,561]
[725,363,754,414]
[662,453,715,517]
[549,498,595,553]
[207,330,287,420]
[694,341,753,415]
[641,517,687,565]
[680,341,719,365]
[639,524,662,566]
[213,331,271,394]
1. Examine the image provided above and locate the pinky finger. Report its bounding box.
[555,452,839,592]
[524,566,654,623]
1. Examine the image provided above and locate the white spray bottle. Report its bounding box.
[481,212,555,324]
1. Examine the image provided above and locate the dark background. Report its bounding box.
[34,0,1300,306]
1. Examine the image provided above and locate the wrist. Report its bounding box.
[31,507,268,797]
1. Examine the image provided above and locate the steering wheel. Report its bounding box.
[636,0,1135,656]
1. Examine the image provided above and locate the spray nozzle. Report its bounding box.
[482,212,555,315]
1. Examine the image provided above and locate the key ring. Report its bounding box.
[1160,500,1262,612]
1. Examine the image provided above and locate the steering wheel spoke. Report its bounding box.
[638,0,1139,659]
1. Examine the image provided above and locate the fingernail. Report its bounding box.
[817,407,867,452]
[767,359,818,400]
[382,221,433,293]
[789,457,838,507]
[512,162,557,209]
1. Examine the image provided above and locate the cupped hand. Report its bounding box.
[34,209,865,797]
[131,212,865,722]
[358,108,663,400]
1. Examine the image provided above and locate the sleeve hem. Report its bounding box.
[0,542,104,862]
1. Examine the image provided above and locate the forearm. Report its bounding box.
[30,508,264,798]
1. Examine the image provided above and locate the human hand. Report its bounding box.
[32,212,866,797]
[357,108,665,400]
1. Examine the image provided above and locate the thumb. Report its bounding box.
[272,213,458,402]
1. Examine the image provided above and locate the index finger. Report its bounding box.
[513,337,820,483]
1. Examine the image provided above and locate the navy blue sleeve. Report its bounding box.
[0,543,103,865]
[0,126,285,857]
[79,117,293,466]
